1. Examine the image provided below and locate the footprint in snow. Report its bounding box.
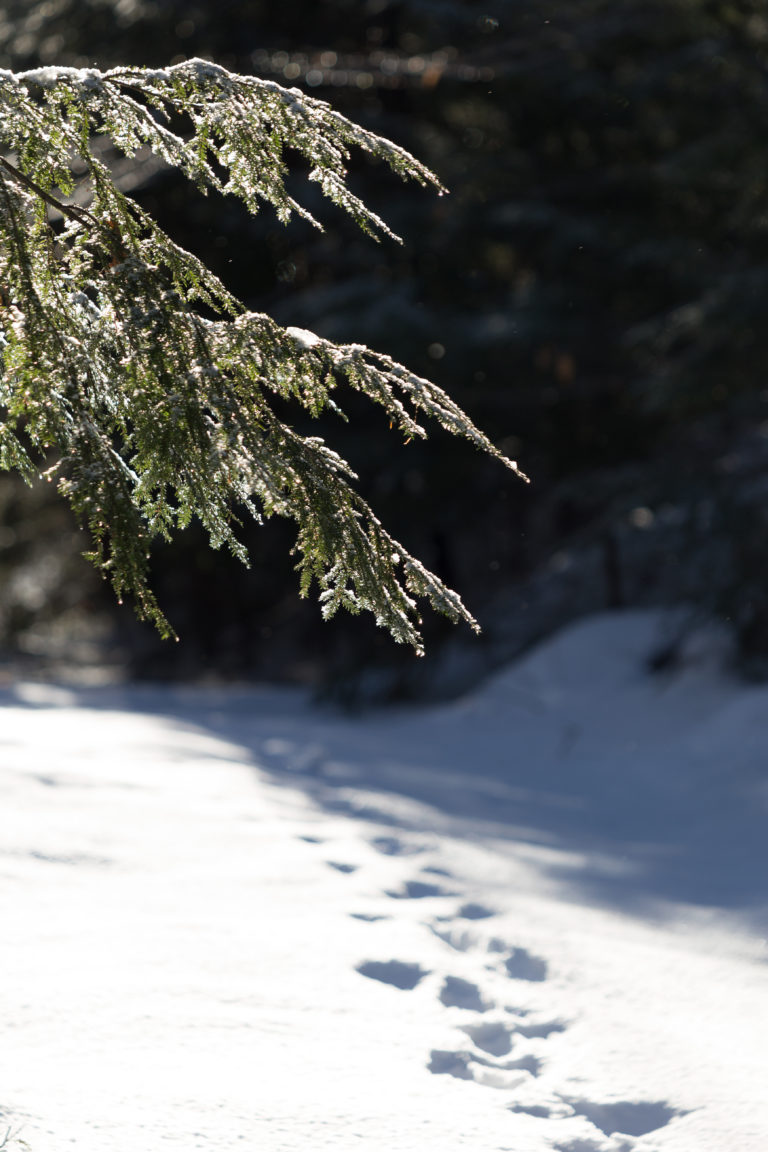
[511,1015,566,1040]
[326,861,358,874]
[431,926,548,984]
[385,878,458,900]
[430,977,546,1090]
[557,1097,684,1141]
[457,901,496,920]
[355,959,428,991]
[497,944,548,983]
[459,1018,515,1056]
[428,1047,541,1090]
[439,976,489,1012]
[433,901,497,924]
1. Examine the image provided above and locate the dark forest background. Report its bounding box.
[3,0,768,699]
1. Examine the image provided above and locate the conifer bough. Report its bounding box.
[0,58,527,654]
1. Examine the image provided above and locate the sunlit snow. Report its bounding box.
[1,610,767,1151]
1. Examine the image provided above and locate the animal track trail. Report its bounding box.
[354,914,680,1149]
[346,847,598,1120]
[430,927,682,1146]
[417,913,560,1096]
[338,836,681,1149]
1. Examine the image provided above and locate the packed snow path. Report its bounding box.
[1,612,767,1152]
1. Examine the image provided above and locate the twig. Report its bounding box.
[0,154,99,230]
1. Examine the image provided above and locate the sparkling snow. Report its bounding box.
[1,610,767,1151]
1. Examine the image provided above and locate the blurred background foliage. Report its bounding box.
[3,0,768,695]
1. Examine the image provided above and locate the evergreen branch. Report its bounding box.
[0,58,526,651]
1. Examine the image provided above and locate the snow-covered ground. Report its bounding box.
[1,610,767,1152]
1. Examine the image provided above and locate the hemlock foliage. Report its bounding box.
[0,58,526,653]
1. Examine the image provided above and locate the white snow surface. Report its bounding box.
[2,610,767,1152]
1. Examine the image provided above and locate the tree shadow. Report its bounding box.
[3,617,767,931]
